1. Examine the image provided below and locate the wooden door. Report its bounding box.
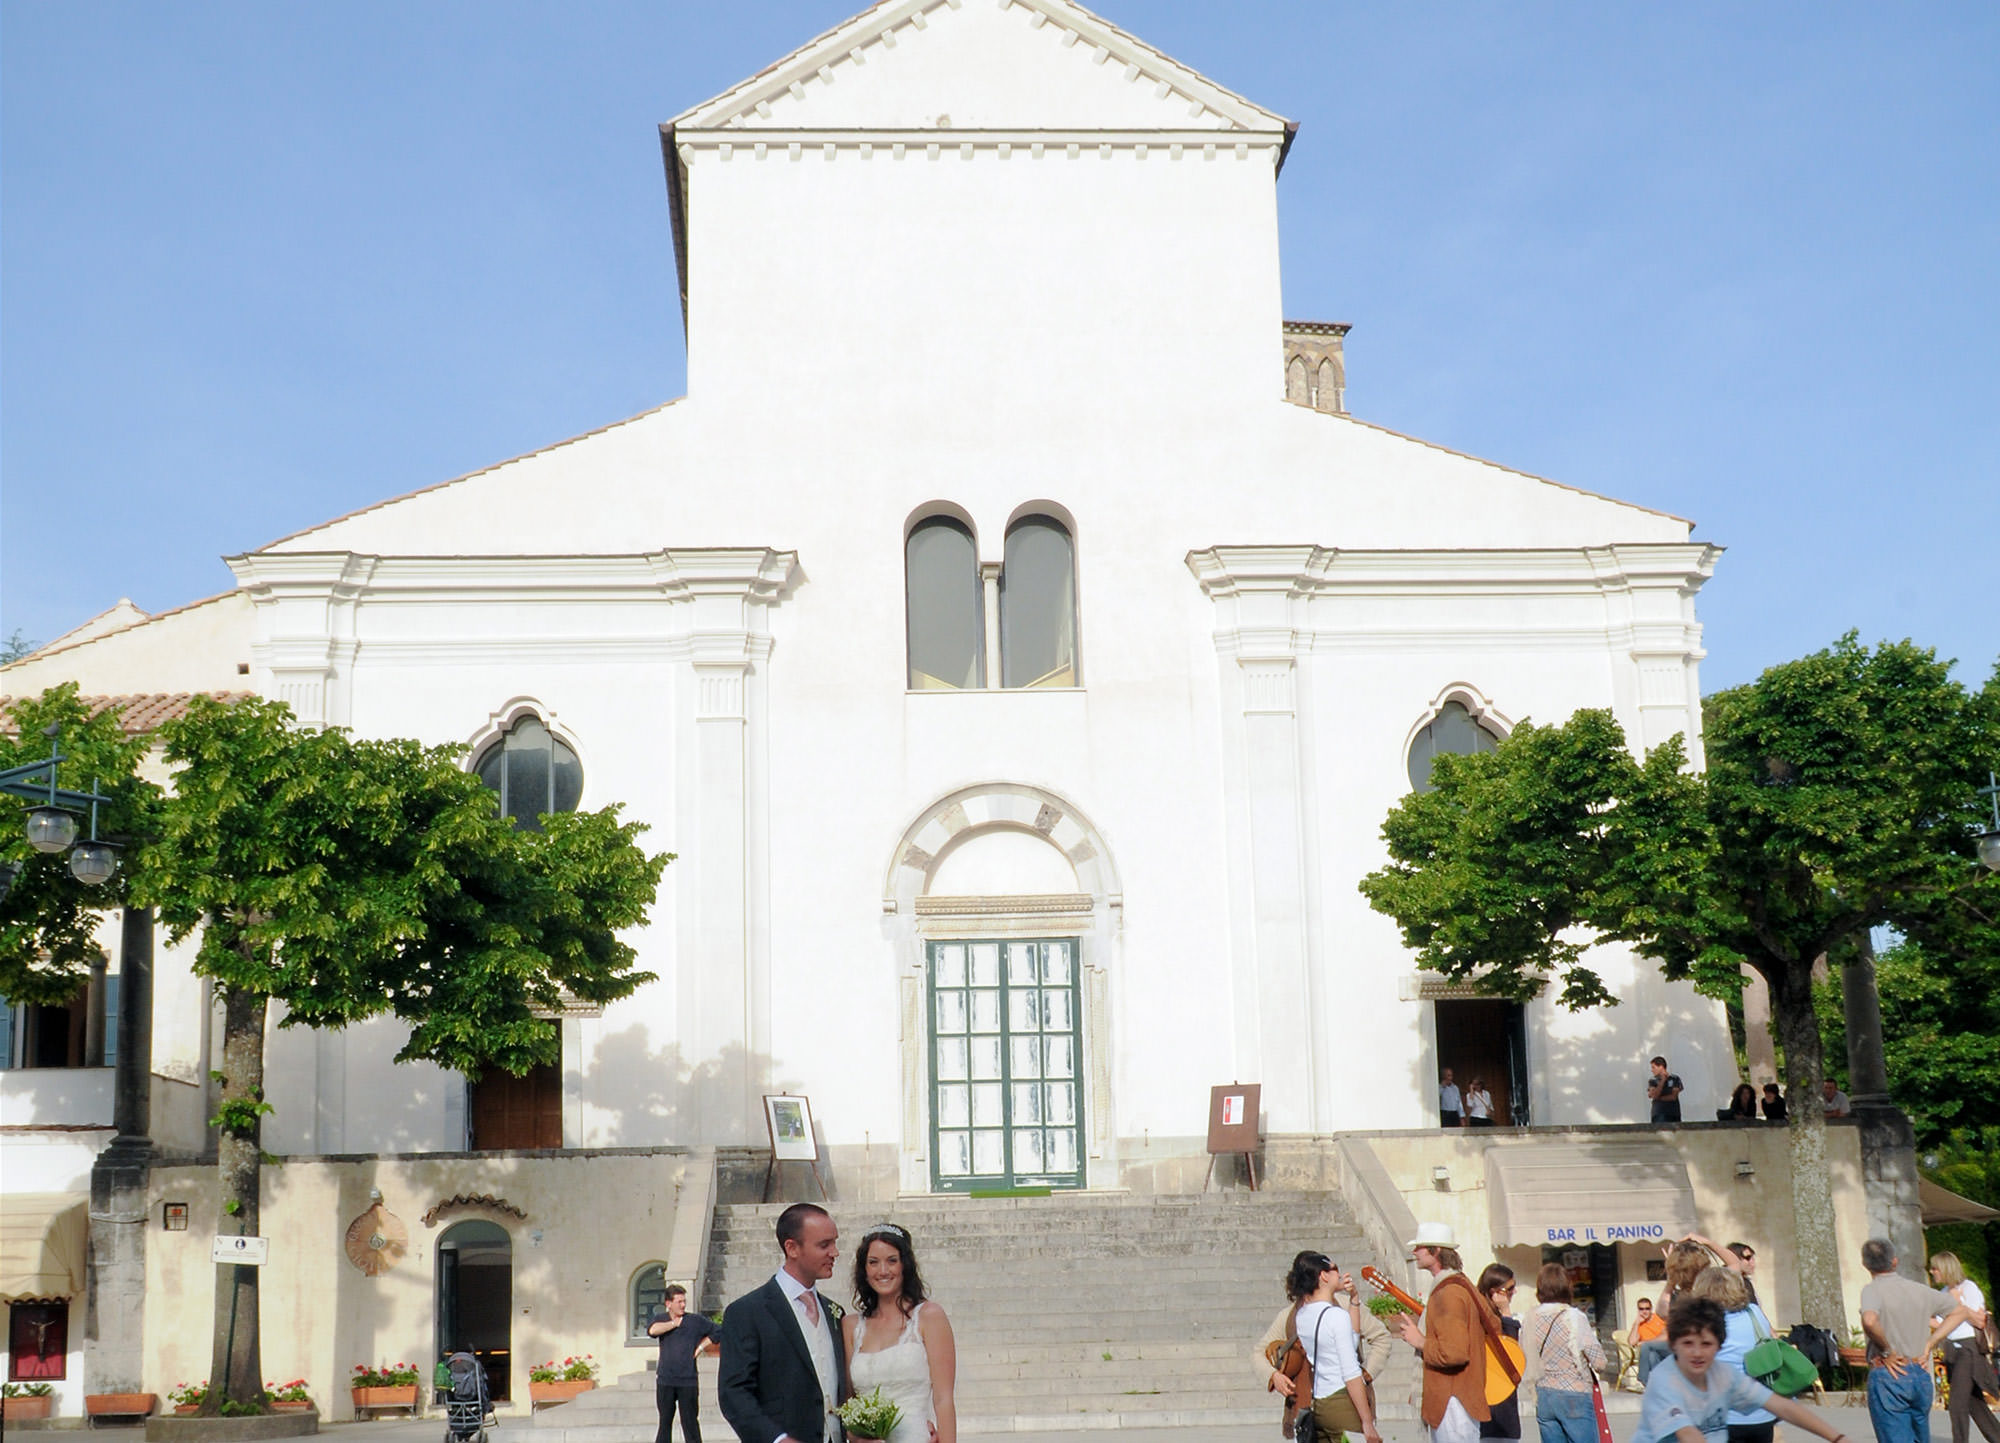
[470,1061,561,1150]
[1435,998,1524,1125]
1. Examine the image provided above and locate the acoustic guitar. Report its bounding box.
[1360,1266,1526,1407]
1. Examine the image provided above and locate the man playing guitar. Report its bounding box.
[1391,1223,1518,1443]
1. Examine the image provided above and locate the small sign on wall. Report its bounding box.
[212,1234,270,1266]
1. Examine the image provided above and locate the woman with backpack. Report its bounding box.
[1688,1266,1777,1443]
[1529,1263,1607,1443]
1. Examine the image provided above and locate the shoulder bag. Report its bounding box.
[1744,1307,1819,1397]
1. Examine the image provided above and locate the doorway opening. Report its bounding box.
[1435,998,1530,1126]
[436,1220,512,1401]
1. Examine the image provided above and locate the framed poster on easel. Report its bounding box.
[1204,1082,1262,1191]
[762,1094,828,1201]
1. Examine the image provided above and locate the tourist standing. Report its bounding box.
[1688,1267,1775,1443]
[1476,1265,1522,1442]
[1294,1254,1384,1443]
[1441,1069,1464,1128]
[842,1222,956,1443]
[1636,1297,1855,1443]
[1392,1223,1499,1443]
[1640,1242,1711,1384]
[650,1283,721,1443]
[1466,1079,1496,1128]
[1255,1254,1392,1412]
[1528,1262,1605,1443]
[1858,1237,1973,1443]
[1647,1057,1684,1124]
[1929,1251,2000,1443]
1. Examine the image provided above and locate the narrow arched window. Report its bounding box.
[474,715,583,830]
[1286,355,1309,404]
[1000,515,1079,688]
[629,1262,669,1341]
[1407,700,1500,794]
[906,517,984,690]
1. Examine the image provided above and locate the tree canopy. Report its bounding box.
[1362,635,1998,1328]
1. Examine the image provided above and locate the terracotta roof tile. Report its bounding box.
[0,691,253,736]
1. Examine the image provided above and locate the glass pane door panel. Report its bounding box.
[929,938,1084,1192]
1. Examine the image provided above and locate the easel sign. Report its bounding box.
[762,1094,828,1201]
[1204,1082,1262,1191]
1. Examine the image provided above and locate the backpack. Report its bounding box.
[447,1354,485,1404]
[1784,1323,1838,1373]
[1744,1308,1819,1397]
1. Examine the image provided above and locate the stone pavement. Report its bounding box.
[320,1395,1948,1443]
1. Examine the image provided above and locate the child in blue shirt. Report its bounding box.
[1637,1298,1851,1443]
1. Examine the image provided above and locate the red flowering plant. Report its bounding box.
[167,1382,210,1408]
[266,1380,311,1403]
[350,1363,420,1388]
[527,1356,597,1384]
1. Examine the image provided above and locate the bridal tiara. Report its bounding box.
[862,1221,910,1241]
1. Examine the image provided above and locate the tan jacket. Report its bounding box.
[1418,1272,1492,1426]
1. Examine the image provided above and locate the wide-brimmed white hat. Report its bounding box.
[1406,1221,1458,1251]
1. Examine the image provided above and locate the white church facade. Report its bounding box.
[9,0,1861,1415]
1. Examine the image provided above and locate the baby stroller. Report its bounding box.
[441,1352,492,1443]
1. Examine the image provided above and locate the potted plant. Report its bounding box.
[83,1387,158,1418]
[527,1356,598,1406]
[3,1383,57,1422]
[350,1362,420,1411]
[266,1380,314,1413]
[1836,1326,1869,1369]
[166,1382,208,1415]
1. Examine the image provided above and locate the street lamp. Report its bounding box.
[1,723,121,893]
[1979,773,2000,873]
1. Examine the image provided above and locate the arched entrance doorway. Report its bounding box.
[435,1220,512,1401]
[883,783,1123,1194]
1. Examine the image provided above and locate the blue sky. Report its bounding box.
[3,2,1995,691]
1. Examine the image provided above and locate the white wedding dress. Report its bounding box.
[847,1302,936,1443]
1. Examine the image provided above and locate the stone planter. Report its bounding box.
[528,1380,596,1407]
[349,1385,417,1412]
[87,1393,159,1417]
[4,1396,56,1422]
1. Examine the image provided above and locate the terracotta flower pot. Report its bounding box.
[85,1393,157,1417]
[4,1397,56,1421]
[175,1405,201,1415]
[1837,1346,1869,1368]
[351,1384,418,1409]
[529,1379,597,1406]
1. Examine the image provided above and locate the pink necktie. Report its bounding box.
[799,1291,819,1328]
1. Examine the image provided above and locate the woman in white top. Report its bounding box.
[1466,1079,1496,1127]
[1930,1251,2000,1443]
[843,1223,957,1443]
[1288,1252,1382,1443]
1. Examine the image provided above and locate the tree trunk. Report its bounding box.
[204,983,266,1413]
[1771,956,1846,1330]
[1842,932,1927,1278]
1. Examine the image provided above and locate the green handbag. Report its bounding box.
[1744,1309,1819,1397]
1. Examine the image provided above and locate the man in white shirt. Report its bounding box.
[1821,1079,1852,1118]
[718,1203,850,1443]
[1439,1069,1463,1128]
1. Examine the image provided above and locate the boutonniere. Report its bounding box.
[822,1297,844,1323]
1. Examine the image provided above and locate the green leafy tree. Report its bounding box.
[0,630,42,665]
[130,696,669,1411]
[0,684,159,1005]
[1362,636,1998,1330]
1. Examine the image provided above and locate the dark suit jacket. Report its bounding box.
[718,1276,849,1443]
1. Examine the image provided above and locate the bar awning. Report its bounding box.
[0,1192,88,1301]
[1920,1177,1999,1226]
[1487,1142,1698,1248]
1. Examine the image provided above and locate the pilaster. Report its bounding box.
[651,548,797,1145]
[226,551,378,727]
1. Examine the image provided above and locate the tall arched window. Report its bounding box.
[628,1262,669,1341]
[474,715,583,830]
[1000,515,1078,688]
[1407,700,1501,794]
[906,517,984,690]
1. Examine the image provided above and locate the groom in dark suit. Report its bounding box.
[719,1202,848,1443]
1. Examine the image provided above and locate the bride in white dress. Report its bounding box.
[841,1222,956,1443]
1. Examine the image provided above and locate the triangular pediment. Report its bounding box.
[670,0,1288,136]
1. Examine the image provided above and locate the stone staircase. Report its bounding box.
[506,1189,1415,1438]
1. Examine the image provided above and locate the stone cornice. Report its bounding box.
[1186,543,1722,598]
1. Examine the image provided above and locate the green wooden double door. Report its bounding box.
[927,938,1084,1192]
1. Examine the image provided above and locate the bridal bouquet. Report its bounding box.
[836,1386,903,1440]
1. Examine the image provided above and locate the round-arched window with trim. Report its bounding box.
[1407,700,1501,794]
[474,715,583,831]
[629,1261,669,1341]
